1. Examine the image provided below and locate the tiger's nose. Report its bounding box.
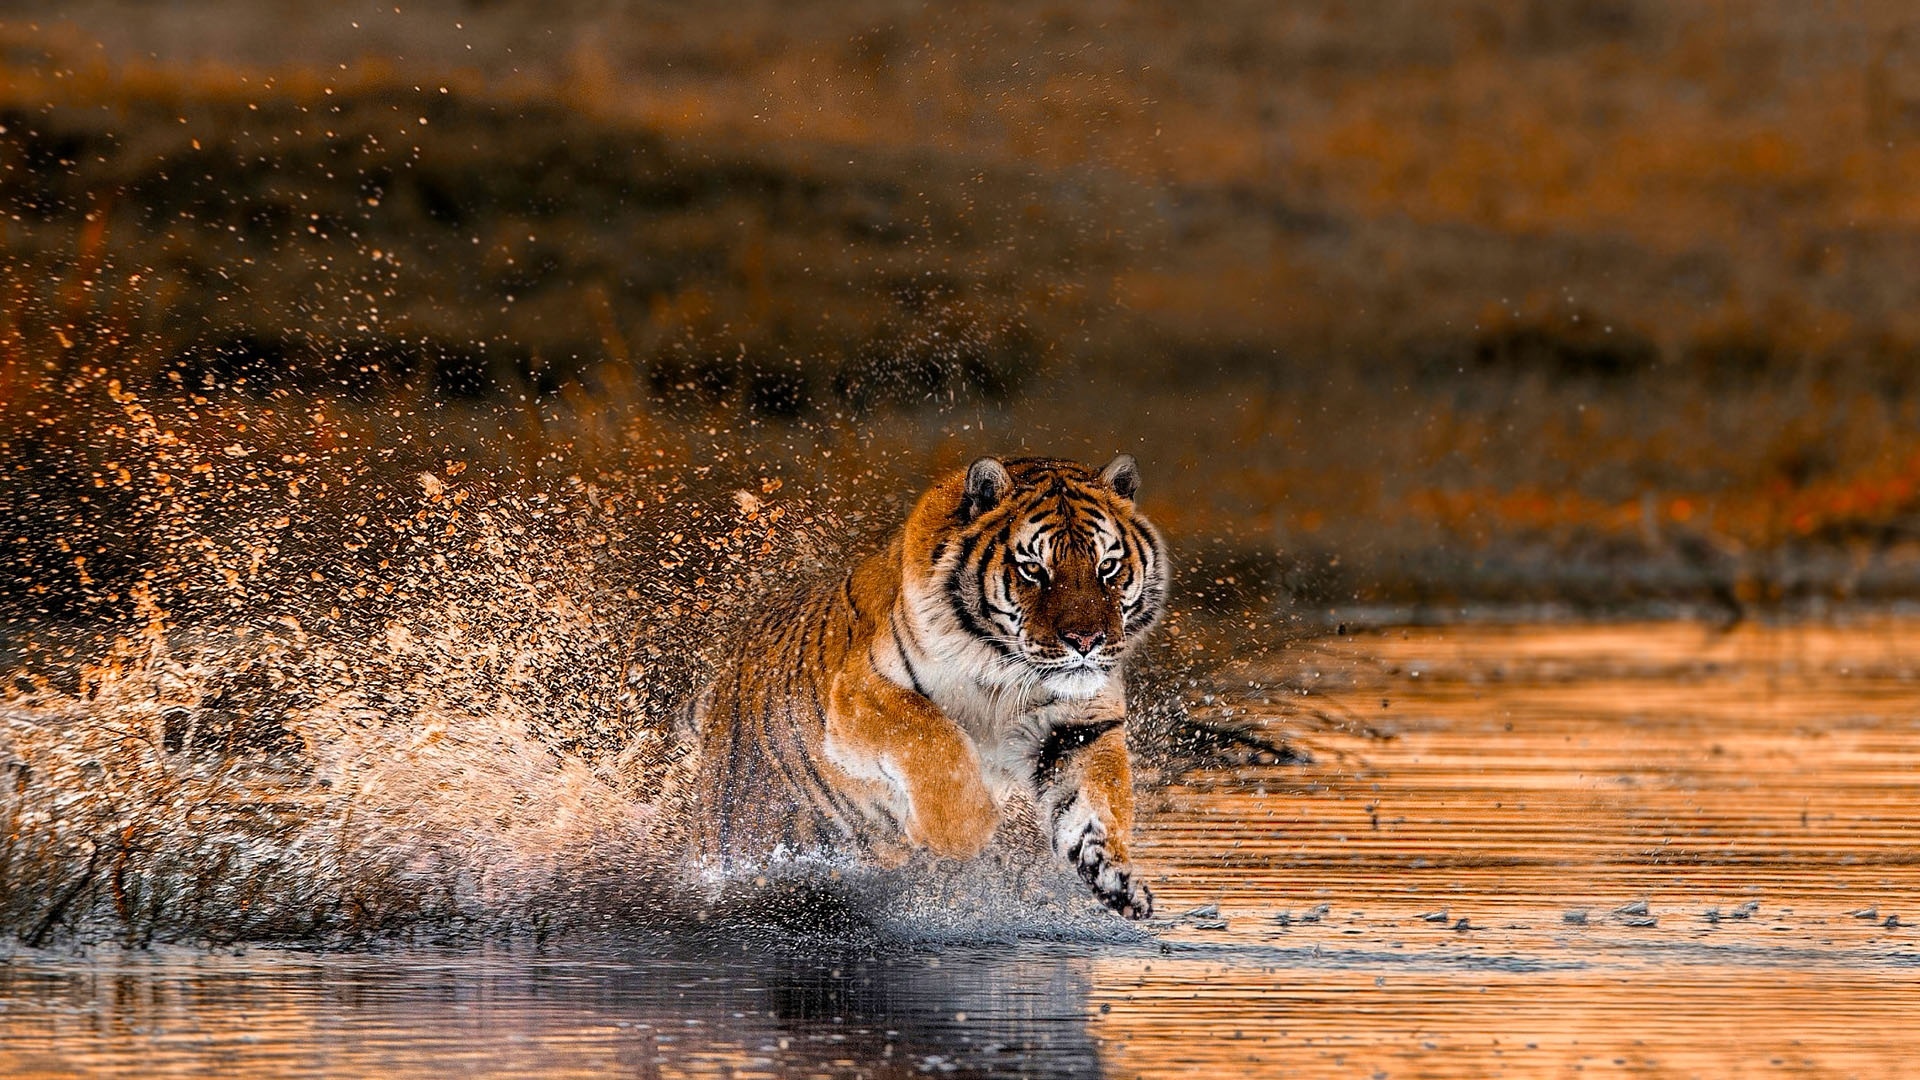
[1062,628,1107,655]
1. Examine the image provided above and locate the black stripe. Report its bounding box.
[798,694,878,851]
[842,570,862,618]
[950,522,992,590]
[759,692,847,848]
[750,695,808,824]
[1022,521,1061,546]
[893,601,925,651]
[985,565,1026,634]
[946,515,1028,655]
[778,700,845,826]
[1032,717,1124,785]
[715,665,750,852]
[748,610,864,854]
[1118,523,1143,578]
[890,612,930,698]
[945,578,1002,653]
[945,543,1006,649]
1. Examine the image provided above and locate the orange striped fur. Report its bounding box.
[680,455,1167,917]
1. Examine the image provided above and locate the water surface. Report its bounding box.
[5,621,1918,1077]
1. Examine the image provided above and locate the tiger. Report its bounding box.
[677,454,1168,918]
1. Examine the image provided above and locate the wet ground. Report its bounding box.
[3,620,1918,1078]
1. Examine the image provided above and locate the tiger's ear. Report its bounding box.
[962,457,1011,520]
[1099,454,1140,501]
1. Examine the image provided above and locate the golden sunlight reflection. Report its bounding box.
[1105,620,1920,1077]
[4,622,1917,1078]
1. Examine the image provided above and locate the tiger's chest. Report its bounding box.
[935,679,1128,800]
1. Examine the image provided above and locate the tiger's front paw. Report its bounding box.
[1066,822,1154,920]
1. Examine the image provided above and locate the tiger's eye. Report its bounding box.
[1016,560,1046,584]
[1098,557,1121,580]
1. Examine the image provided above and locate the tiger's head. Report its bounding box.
[905,454,1169,701]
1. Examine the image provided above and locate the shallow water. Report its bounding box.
[5,620,1919,1077]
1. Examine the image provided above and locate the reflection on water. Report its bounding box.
[1119,619,1920,1077]
[6,621,1920,1077]
[0,945,1107,1079]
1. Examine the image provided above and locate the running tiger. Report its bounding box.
[680,455,1168,918]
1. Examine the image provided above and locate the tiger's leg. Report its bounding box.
[826,668,1000,860]
[1036,722,1153,919]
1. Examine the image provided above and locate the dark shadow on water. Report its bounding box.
[0,938,1110,1079]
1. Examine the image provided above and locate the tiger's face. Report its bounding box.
[937,455,1168,700]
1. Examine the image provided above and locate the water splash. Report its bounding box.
[0,375,1147,947]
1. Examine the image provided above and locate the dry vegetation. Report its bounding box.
[1,1,1917,620]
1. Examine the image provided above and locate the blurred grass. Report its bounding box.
[7,0,1920,627]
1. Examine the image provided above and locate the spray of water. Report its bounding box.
[0,373,1155,948]
[0,366,809,945]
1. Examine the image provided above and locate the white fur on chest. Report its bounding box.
[879,583,1126,798]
